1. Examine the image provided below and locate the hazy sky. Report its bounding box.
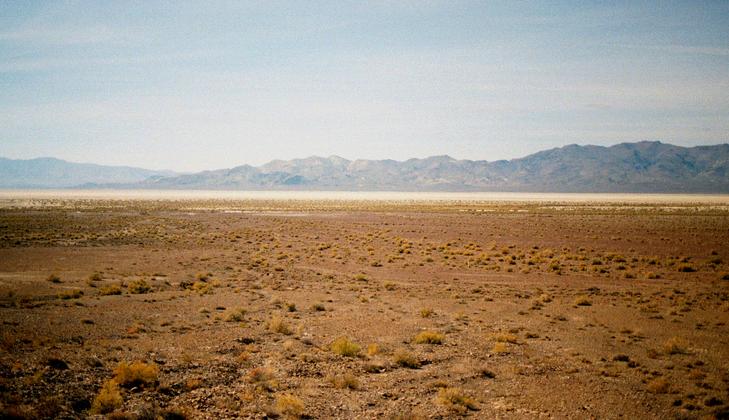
[1,1,728,171]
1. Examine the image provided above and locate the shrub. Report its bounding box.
[328,373,359,389]
[99,284,122,296]
[354,274,368,282]
[413,331,444,345]
[419,308,434,318]
[269,315,292,335]
[89,272,103,282]
[663,337,689,355]
[436,387,478,413]
[366,343,380,356]
[226,308,246,322]
[574,296,592,306]
[247,367,276,391]
[311,303,326,311]
[46,274,61,283]
[58,289,83,300]
[127,279,151,294]
[330,337,360,357]
[677,264,696,273]
[275,393,304,418]
[491,332,517,343]
[393,349,420,368]
[113,361,158,387]
[91,380,123,414]
[646,377,670,393]
[492,342,509,354]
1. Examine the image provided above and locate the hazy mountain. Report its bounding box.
[136,141,729,193]
[0,157,176,188]
[3,142,727,192]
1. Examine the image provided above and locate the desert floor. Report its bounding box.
[1,197,728,419]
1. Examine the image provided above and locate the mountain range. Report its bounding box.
[1,142,728,192]
[0,157,175,189]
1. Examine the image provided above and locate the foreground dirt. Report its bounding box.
[0,198,728,419]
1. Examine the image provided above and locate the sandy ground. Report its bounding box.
[0,197,728,419]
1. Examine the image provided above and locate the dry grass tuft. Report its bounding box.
[91,380,123,414]
[491,332,518,343]
[247,367,276,391]
[275,393,304,418]
[328,373,359,389]
[366,343,380,356]
[646,377,671,393]
[413,331,444,345]
[436,387,478,413]
[113,361,158,388]
[662,337,689,355]
[127,279,151,294]
[393,349,420,368]
[268,315,292,335]
[574,295,592,306]
[99,284,123,296]
[330,337,360,357]
[492,342,509,354]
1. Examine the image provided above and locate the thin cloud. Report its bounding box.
[0,25,135,45]
[617,43,729,57]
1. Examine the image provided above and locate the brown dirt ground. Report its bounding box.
[0,198,728,419]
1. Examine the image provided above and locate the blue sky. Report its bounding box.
[1,1,728,171]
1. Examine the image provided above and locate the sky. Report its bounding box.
[1,1,728,172]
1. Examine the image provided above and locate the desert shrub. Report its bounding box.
[413,331,444,345]
[663,337,689,355]
[127,279,151,294]
[99,284,122,296]
[677,264,696,273]
[46,274,61,283]
[491,332,518,343]
[89,272,103,282]
[226,308,246,322]
[328,373,359,389]
[58,289,83,300]
[436,387,478,413]
[574,296,592,306]
[646,377,670,393]
[269,315,292,335]
[113,361,158,387]
[185,378,202,391]
[191,281,213,294]
[330,337,360,357]
[311,303,326,311]
[91,380,123,414]
[247,367,276,391]
[366,343,380,356]
[393,349,420,368]
[492,342,509,354]
[275,393,304,418]
[419,308,434,318]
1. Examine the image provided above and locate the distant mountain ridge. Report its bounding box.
[0,157,175,188]
[2,142,728,192]
[133,141,729,193]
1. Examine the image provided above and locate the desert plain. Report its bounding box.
[0,193,728,419]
